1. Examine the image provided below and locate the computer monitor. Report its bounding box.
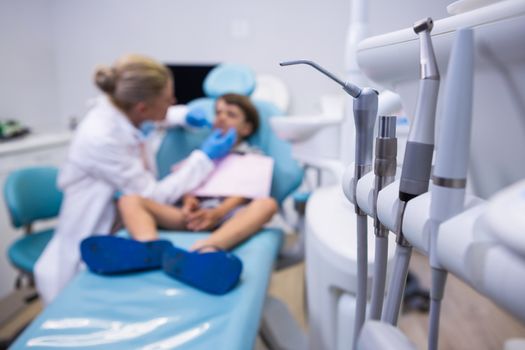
[166,63,218,104]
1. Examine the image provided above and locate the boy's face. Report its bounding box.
[213,99,253,140]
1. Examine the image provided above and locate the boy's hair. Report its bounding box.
[218,93,259,137]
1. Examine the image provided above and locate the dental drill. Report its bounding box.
[279,59,378,350]
[368,116,397,320]
[428,28,474,350]
[382,18,440,326]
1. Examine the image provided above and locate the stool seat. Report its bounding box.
[8,229,54,273]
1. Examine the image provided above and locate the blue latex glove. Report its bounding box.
[185,107,211,128]
[200,128,237,160]
[139,121,156,136]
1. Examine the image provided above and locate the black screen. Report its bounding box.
[166,64,218,104]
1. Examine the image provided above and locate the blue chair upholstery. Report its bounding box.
[8,229,54,273]
[4,167,62,275]
[203,63,256,98]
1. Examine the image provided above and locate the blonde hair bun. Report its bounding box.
[93,54,171,111]
[94,65,116,93]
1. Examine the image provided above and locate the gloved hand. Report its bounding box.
[200,128,237,160]
[185,107,211,128]
[139,121,157,136]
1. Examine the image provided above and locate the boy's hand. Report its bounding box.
[181,195,200,216]
[186,208,222,231]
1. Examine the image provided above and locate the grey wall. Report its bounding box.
[51,0,451,127]
[51,0,350,124]
[0,0,59,132]
[1,0,451,129]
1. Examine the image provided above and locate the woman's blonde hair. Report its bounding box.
[94,54,172,111]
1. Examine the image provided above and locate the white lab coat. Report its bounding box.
[35,97,214,304]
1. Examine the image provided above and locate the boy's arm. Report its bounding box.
[213,197,249,218]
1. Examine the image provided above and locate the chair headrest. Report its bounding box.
[203,64,256,98]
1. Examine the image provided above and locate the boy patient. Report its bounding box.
[118,93,278,251]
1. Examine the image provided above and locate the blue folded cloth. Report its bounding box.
[81,236,172,274]
[80,236,243,295]
[163,246,243,295]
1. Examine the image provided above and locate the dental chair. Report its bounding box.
[9,65,304,350]
[1,167,62,347]
[3,167,62,289]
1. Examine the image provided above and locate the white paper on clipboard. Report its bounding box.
[190,153,274,199]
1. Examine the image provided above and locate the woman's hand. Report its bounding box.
[186,208,223,231]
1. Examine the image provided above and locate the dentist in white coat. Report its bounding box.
[35,54,236,304]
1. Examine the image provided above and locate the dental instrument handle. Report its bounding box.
[414,18,439,80]
[428,28,474,350]
[369,116,397,321]
[353,87,379,186]
[397,17,439,248]
[353,213,368,350]
[430,27,473,267]
[399,17,440,204]
[381,242,413,326]
[373,116,397,233]
[351,79,377,350]
[279,58,378,350]
[383,17,440,326]
[351,93,378,349]
[279,58,377,201]
[369,236,388,320]
[399,80,438,202]
[280,60,362,98]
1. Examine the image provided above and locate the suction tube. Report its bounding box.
[382,17,440,326]
[428,27,474,350]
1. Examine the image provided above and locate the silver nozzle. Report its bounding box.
[413,18,439,80]
[280,59,362,98]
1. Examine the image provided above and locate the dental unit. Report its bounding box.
[356,18,525,347]
[274,5,525,349]
[381,17,440,326]
[280,59,378,350]
[353,1,525,346]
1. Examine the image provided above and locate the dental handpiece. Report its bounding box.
[369,116,397,321]
[397,17,440,243]
[382,17,440,326]
[428,28,474,350]
[349,76,377,350]
[280,60,377,349]
[280,60,378,209]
